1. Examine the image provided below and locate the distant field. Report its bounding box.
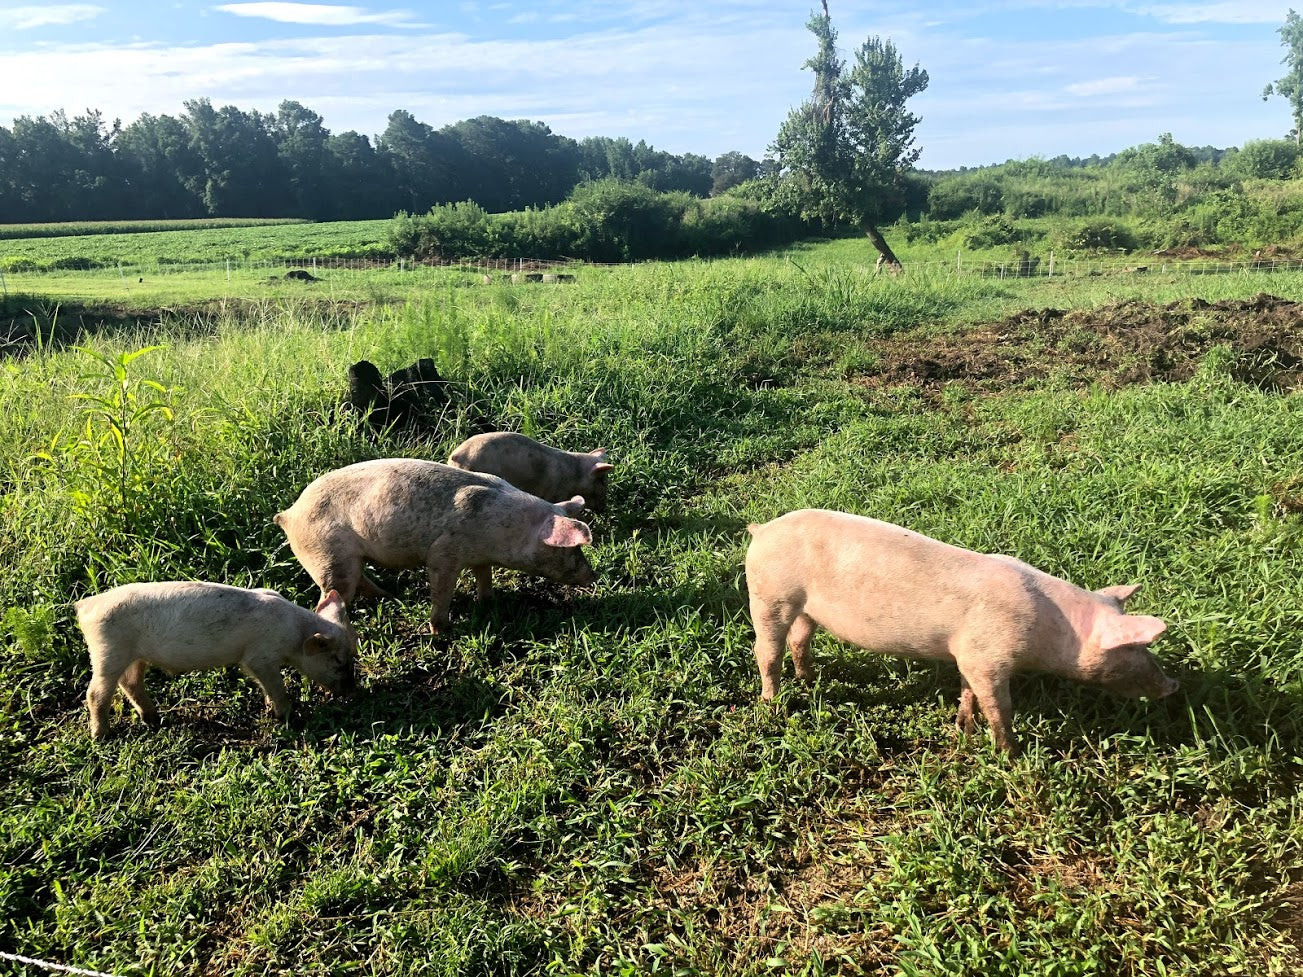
[0,217,309,240]
[1,235,1302,975]
[0,218,395,271]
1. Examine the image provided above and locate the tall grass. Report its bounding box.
[1,244,1301,975]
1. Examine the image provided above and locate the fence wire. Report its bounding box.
[4,253,1303,290]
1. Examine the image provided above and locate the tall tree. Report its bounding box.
[1263,9,1303,146]
[711,151,760,195]
[769,0,928,271]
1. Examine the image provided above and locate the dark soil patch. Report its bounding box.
[855,293,1303,394]
[0,297,369,357]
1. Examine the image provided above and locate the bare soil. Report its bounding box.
[854,293,1303,394]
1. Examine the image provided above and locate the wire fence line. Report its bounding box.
[4,252,1303,292]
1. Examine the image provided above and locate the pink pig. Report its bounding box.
[274,459,596,631]
[745,509,1178,755]
[448,432,614,512]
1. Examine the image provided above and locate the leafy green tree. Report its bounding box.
[769,1,928,271]
[272,100,330,219]
[711,151,760,195]
[1263,9,1303,145]
[115,113,205,218]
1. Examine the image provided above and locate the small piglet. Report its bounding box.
[75,582,358,740]
[745,509,1179,755]
[274,459,596,631]
[448,432,614,512]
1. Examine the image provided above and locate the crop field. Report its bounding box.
[1,227,1302,976]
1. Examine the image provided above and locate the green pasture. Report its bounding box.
[1,236,1301,975]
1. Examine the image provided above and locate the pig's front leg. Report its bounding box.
[956,675,977,736]
[423,561,460,633]
[471,564,493,602]
[958,664,1019,756]
[242,659,294,722]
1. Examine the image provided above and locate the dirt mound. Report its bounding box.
[856,293,1303,394]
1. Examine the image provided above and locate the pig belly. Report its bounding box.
[800,591,959,663]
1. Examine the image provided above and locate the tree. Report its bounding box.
[711,151,760,195]
[769,0,928,271]
[1264,10,1303,145]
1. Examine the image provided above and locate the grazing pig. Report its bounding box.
[448,432,614,512]
[744,509,1178,755]
[75,582,358,740]
[273,459,596,631]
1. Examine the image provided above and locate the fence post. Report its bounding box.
[0,266,7,299]
[1048,251,1054,278]
[956,250,962,274]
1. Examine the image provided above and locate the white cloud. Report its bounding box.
[1065,75,1145,97]
[1134,2,1288,25]
[0,4,103,30]
[214,3,424,28]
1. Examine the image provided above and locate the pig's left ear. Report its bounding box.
[558,496,586,517]
[1095,584,1141,606]
[541,514,592,547]
[1099,614,1167,650]
[593,462,615,475]
[589,448,609,459]
[316,590,345,615]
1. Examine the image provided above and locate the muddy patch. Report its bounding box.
[855,293,1303,394]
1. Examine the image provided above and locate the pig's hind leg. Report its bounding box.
[117,659,159,728]
[85,661,124,741]
[786,613,817,682]
[750,594,798,700]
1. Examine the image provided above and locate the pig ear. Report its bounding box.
[316,589,345,615]
[557,496,586,517]
[1095,584,1141,606]
[304,633,331,656]
[592,462,615,474]
[541,514,592,548]
[1099,614,1167,651]
[589,448,609,458]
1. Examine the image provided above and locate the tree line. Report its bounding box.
[0,100,765,224]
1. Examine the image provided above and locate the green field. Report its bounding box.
[2,229,1301,975]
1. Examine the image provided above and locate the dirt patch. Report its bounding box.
[0,297,369,357]
[855,293,1303,394]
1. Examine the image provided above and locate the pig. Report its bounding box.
[75,582,358,740]
[448,432,614,512]
[744,509,1178,755]
[273,458,596,632]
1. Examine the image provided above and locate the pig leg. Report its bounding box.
[424,562,460,633]
[355,573,393,600]
[86,664,123,741]
[956,663,1018,756]
[956,676,977,736]
[786,613,817,682]
[471,565,493,602]
[750,595,796,700]
[117,660,159,728]
[241,660,294,722]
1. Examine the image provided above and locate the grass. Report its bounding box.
[1,234,1301,975]
[0,218,309,241]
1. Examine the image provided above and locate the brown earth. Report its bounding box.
[854,293,1303,394]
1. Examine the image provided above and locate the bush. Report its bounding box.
[1049,218,1140,252]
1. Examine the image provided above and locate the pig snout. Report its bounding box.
[1155,675,1180,699]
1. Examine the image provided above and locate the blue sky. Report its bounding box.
[0,1,1295,170]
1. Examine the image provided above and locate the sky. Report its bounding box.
[0,0,1296,170]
